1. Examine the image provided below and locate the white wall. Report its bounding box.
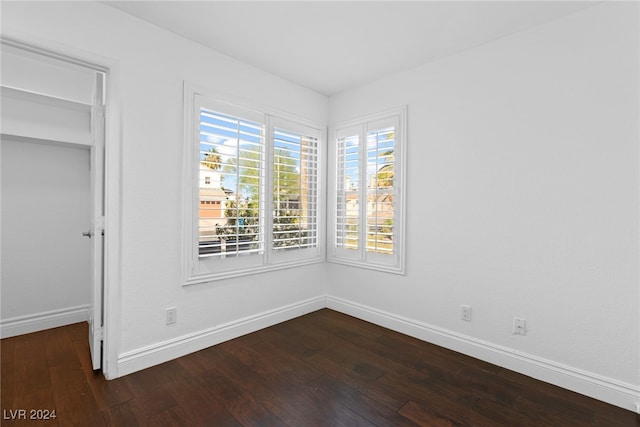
[1,1,329,375]
[1,137,91,335]
[328,2,639,410]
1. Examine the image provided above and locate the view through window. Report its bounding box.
[331,108,405,273]
[191,99,322,279]
[198,109,265,257]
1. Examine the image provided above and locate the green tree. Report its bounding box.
[224,148,261,199]
[376,149,394,187]
[273,148,300,211]
[273,148,307,249]
[202,147,222,170]
[219,147,310,250]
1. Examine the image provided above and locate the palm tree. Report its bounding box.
[202,147,222,170]
[376,149,394,187]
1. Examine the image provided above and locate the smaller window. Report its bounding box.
[329,107,406,274]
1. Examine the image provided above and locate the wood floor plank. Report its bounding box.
[2,311,637,426]
[398,400,462,427]
[43,326,77,368]
[100,400,144,426]
[197,368,287,426]
[309,374,421,427]
[72,339,134,411]
[211,350,326,426]
[12,332,51,393]
[49,362,106,426]
[237,339,324,387]
[473,397,556,427]
[165,376,241,427]
[376,367,499,427]
[0,336,16,408]
[125,384,178,420]
[304,350,412,411]
[270,313,424,388]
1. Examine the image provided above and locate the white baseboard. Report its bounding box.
[116,296,326,377]
[0,305,89,338]
[326,296,640,414]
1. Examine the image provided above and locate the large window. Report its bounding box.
[183,87,323,284]
[330,107,406,273]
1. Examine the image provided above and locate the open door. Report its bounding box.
[88,72,106,371]
[2,38,109,372]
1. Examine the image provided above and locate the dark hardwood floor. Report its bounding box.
[1,309,638,426]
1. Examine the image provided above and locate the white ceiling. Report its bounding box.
[106,1,596,96]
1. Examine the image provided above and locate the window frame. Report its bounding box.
[182,83,325,285]
[328,107,407,274]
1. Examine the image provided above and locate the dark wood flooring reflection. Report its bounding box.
[1,309,638,426]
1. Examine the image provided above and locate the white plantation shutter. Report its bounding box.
[185,89,324,284]
[198,107,265,258]
[272,128,319,250]
[366,125,395,255]
[270,117,322,263]
[330,108,406,274]
[335,129,360,254]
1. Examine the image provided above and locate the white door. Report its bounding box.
[88,72,106,371]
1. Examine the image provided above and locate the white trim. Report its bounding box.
[101,52,122,381]
[1,35,108,73]
[0,305,89,338]
[186,258,325,286]
[185,82,322,131]
[325,295,640,413]
[116,296,326,377]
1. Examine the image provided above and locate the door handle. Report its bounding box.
[82,230,93,238]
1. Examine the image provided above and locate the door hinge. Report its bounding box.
[97,326,104,341]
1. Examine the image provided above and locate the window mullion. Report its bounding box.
[233,120,241,251]
[264,115,274,264]
[192,98,201,274]
[373,133,380,254]
[358,126,367,261]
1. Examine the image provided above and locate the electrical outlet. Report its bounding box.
[166,307,177,325]
[513,317,526,335]
[461,305,472,322]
